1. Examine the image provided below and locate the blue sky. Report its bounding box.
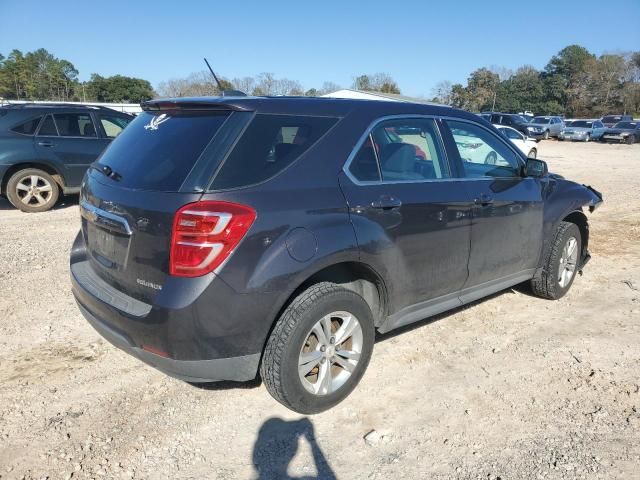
[1,0,639,97]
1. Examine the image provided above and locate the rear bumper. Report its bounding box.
[78,301,260,382]
[70,233,275,383]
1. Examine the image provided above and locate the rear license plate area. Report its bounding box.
[86,222,130,268]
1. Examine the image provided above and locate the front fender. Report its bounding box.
[537,177,603,271]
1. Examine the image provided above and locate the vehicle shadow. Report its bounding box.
[0,194,79,211]
[252,417,336,480]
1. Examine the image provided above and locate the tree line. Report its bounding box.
[0,48,401,103]
[3,45,637,116]
[0,49,155,103]
[431,45,640,116]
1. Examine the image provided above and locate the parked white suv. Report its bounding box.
[496,125,538,158]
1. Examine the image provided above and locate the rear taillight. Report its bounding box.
[170,201,256,277]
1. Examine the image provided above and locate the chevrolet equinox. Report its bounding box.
[70,96,602,413]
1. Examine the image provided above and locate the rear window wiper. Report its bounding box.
[90,163,122,181]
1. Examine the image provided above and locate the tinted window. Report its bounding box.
[614,121,637,129]
[571,121,592,128]
[349,135,381,182]
[99,115,131,138]
[54,113,96,137]
[97,111,229,191]
[370,118,448,182]
[212,114,337,190]
[501,127,523,140]
[532,117,551,124]
[38,115,58,136]
[11,116,42,135]
[602,116,621,123]
[447,120,521,178]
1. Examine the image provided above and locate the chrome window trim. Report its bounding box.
[342,114,527,186]
[342,114,452,186]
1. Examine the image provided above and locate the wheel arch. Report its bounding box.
[1,162,66,195]
[562,209,589,260]
[259,260,388,362]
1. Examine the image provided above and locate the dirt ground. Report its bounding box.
[0,141,639,480]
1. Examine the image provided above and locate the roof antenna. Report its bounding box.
[203,58,247,97]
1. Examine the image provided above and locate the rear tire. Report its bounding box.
[260,282,375,414]
[6,168,59,213]
[531,221,582,300]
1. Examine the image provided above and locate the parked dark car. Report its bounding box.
[70,96,602,413]
[600,114,633,128]
[600,121,640,144]
[485,112,542,139]
[0,103,133,212]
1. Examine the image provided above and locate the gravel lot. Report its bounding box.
[0,141,639,480]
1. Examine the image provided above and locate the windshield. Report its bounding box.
[614,121,637,129]
[569,121,592,128]
[532,117,551,124]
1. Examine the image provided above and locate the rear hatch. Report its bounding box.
[79,104,251,303]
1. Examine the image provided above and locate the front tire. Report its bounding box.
[528,148,537,159]
[531,221,582,300]
[261,282,375,414]
[6,168,59,213]
[543,130,550,140]
[627,135,636,145]
[584,133,591,142]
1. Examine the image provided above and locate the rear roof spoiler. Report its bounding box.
[141,98,254,112]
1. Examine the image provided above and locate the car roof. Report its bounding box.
[141,95,474,120]
[1,103,131,114]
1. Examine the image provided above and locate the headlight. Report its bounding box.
[621,132,629,136]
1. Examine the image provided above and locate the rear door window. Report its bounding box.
[98,114,131,138]
[96,111,229,191]
[54,113,97,137]
[373,118,449,182]
[37,115,58,136]
[11,116,42,135]
[211,114,337,190]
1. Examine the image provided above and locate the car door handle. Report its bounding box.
[37,141,54,147]
[370,196,402,210]
[474,194,494,206]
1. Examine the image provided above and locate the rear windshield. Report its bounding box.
[211,114,338,190]
[602,116,622,123]
[531,117,551,124]
[96,111,228,191]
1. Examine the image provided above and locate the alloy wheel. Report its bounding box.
[16,175,54,206]
[558,236,578,288]
[298,311,363,396]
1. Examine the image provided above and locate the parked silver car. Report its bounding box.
[559,119,606,142]
[528,116,565,139]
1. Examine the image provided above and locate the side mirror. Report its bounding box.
[525,158,548,177]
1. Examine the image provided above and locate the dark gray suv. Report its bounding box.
[70,97,602,413]
[0,103,132,212]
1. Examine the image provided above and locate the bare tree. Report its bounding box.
[431,80,453,105]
